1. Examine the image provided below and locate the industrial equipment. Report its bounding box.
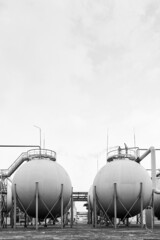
[90,145,160,229]
[12,149,72,220]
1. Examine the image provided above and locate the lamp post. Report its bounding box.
[33,125,41,150]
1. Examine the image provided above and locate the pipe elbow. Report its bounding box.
[154,189,160,194]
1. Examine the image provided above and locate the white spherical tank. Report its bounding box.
[93,159,152,218]
[12,158,72,219]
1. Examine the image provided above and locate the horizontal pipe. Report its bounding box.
[0,145,40,148]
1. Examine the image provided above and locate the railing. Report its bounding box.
[107,146,137,162]
[27,149,56,161]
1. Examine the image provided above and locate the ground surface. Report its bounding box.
[1,224,160,240]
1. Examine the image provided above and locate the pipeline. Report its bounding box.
[136,147,160,194]
[0,148,56,178]
[135,148,152,163]
[0,152,29,178]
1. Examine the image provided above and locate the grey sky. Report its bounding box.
[0,0,160,192]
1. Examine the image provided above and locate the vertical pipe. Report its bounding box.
[70,187,73,228]
[106,129,109,161]
[151,147,156,190]
[13,184,17,229]
[24,213,27,227]
[61,184,64,229]
[94,186,97,228]
[114,183,117,229]
[5,214,7,228]
[93,193,95,228]
[140,182,143,228]
[91,209,92,224]
[88,196,91,224]
[152,191,154,229]
[35,182,39,230]
[10,201,14,228]
[0,180,2,229]
[135,148,140,159]
[136,214,139,224]
[91,210,94,226]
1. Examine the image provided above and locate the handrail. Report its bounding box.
[107,146,137,162]
[27,149,56,161]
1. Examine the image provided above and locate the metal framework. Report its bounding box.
[92,182,150,229]
[13,182,66,229]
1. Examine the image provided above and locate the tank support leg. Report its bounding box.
[114,183,117,229]
[88,196,92,224]
[70,187,73,228]
[13,184,17,229]
[61,184,64,229]
[152,191,154,229]
[35,182,39,230]
[0,182,2,229]
[92,199,94,228]
[24,213,27,227]
[140,182,143,228]
[93,186,97,228]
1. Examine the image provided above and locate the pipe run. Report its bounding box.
[0,149,56,178]
[136,147,153,163]
[1,152,29,178]
[136,147,160,194]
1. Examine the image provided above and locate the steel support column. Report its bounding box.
[13,184,17,229]
[35,182,39,230]
[88,196,92,224]
[70,187,73,228]
[0,178,2,229]
[114,183,117,229]
[93,186,97,228]
[152,191,154,229]
[61,184,64,229]
[140,182,143,229]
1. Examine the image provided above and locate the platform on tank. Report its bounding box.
[1,224,160,239]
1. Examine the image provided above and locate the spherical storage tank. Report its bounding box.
[93,159,152,218]
[12,152,72,219]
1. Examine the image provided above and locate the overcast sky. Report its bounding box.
[0,0,160,197]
